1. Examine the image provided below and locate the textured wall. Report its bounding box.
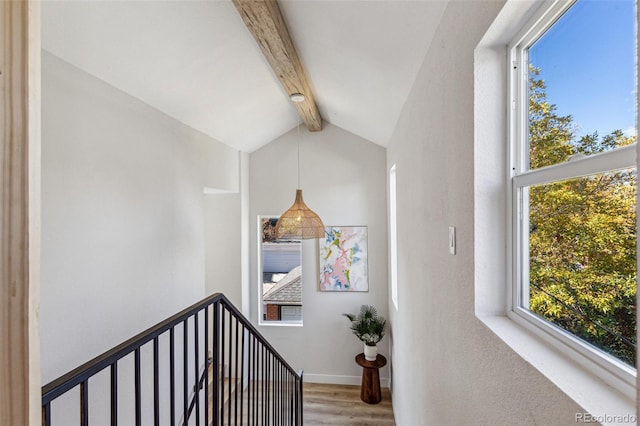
[249,123,389,384]
[386,2,584,425]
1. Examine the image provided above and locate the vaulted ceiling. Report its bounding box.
[42,0,448,153]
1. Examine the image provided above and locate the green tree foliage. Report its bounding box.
[527,67,637,365]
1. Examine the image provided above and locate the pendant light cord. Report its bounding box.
[297,119,301,188]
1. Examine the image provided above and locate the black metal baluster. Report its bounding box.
[154,337,160,426]
[135,348,141,426]
[261,344,265,426]
[273,359,276,426]
[204,306,210,426]
[299,371,304,426]
[278,363,282,426]
[287,370,291,426]
[284,369,288,426]
[295,371,298,426]
[273,358,276,426]
[80,380,88,426]
[263,350,267,426]
[292,371,296,426]
[249,333,254,426]
[258,340,261,426]
[248,335,252,426]
[220,306,225,426]
[111,362,118,426]
[253,336,262,425]
[252,335,257,426]
[183,319,189,424]
[272,354,276,425]
[294,372,299,426]
[227,310,232,426]
[194,312,200,426]
[273,355,276,426]
[289,369,293,426]
[285,370,289,426]
[262,346,271,425]
[42,403,51,426]
[288,368,291,425]
[170,327,176,426]
[239,324,245,425]
[293,373,298,426]
[270,353,274,425]
[212,302,220,426]
[258,341,262,426]
[281,363,284,425]
[234,316,239,425]
[288,369,292,425]
[273,358,277,426]
[270,354,274,425]
[265,346,269,426]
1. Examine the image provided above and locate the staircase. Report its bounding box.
[41,293,303,425]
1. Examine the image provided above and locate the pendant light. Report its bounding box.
[275,94,325,240]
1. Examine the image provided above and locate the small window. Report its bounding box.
[389,164,398,310]
[258,216,302,325]
[510,0,637,378]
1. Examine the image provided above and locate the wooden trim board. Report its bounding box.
[0,0,41,424]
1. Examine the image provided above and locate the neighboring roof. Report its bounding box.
[263,242,301,274]
[263,266,301,305]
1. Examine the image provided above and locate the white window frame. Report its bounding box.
[256,215,303,327]
[508,0,637,391]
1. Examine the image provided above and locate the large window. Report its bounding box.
[510,0,636,379]
[258,216,302,325]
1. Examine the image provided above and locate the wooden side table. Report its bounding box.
[355,353,387,404]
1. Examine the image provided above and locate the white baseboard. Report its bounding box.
[303,373,390,388]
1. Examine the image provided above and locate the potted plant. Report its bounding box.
[343,305,386,361]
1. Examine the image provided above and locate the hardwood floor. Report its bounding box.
[207,377,395,425]
[304,383,395,426]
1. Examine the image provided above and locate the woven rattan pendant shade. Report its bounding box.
[275,189,325,239]
[276,104,324,240]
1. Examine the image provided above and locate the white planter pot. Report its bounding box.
[364,343,378,361]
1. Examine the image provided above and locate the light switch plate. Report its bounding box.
[448,226,456,255]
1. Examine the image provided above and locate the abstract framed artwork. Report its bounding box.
[318,226,368,292]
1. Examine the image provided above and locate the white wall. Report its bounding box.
[386,2,584,425]
[249,123,388,384]
[41,50,239,388]
[205,193,242,307]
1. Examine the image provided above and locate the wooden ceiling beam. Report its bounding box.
[232,0,322,131]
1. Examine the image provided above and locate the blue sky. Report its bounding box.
[529,0,636,138]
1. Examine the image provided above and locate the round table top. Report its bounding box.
[355,353,387,368]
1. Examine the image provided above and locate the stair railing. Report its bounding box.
[41,293,303,425]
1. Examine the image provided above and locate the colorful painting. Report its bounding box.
[318,226,368,292]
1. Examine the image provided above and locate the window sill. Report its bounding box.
[477,314,635,425]
[258,320,303,328]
